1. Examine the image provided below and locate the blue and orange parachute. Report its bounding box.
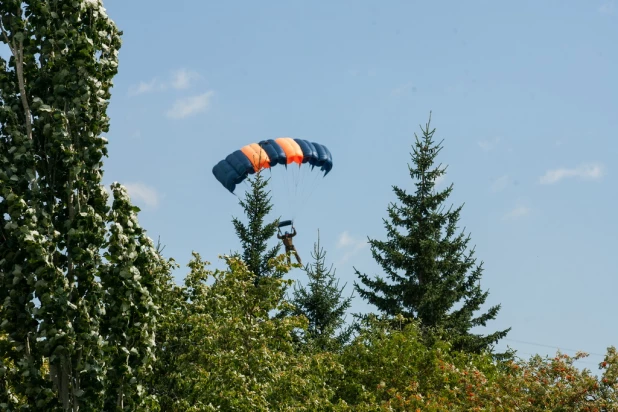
[212,137,333,193]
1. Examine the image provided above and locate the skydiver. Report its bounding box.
[277,226,302,265]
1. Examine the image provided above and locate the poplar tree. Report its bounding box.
[354,115,510,354]
[0,2,168,409]
[232,170,281,284]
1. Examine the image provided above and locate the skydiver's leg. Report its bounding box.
[294,250,302,265]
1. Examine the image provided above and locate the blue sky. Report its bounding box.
[97,0,617,368]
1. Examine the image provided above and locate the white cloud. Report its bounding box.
[171,69,200,89]
[166,91,214,119]
[599,1,615,14]
[434,174,445,187]
[123,182,160,208]
[503,205,530,220]
[391,82,415,96]
[128,68,200,96]
[347,68,377,77]
[336,231,367,265]
[128,79,164,96]
[478,137,501,152]
[337,231,356,248]
[539,163,605,185]
[491,175,509,192]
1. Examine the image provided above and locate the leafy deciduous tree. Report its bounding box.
[150,252,344,411]
[336,315,618,411]
[101,184,173,410]
[0,2,168,409]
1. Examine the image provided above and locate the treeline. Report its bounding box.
[0,2,617,411]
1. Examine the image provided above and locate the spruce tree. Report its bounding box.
[354,115,510,354]
[287,231,353,351]
[232,170,281,283]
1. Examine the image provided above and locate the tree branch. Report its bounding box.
[0,17,33,141]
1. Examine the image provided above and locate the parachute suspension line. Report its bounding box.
[283,165,294,217]
[297,164,307,211]
[298,162,309,197]
[289,164,300,221]
[304,169,322,204]
[211,138,333,226]
[267,168,282,223]
[288,162,306,220]
[266,168,281,221]
[289,169,324,223]
[271,164,292,221]
[292,165,300,199]
[287,166,294,219]
[297,164,312,213]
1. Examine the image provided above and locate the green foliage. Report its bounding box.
[101,184,174,410]
[0,2,168,409]
[335,315,472,408]
[149,252,344,411]
[232,170,282,284]
[354,114,510,354]
[0,3,613,410]
[284,231,354,352]
[333,315,618,411]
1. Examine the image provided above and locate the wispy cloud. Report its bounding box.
[171,69,200,90]
[391,82,416,96]
[124,182,160,208]
[336,231,367,265]
[539,163,605,185]
[128,79,165,96]
[478,137,501,152]
[347,68,377,77]
[503,205,531,220]
[491,175,510,192]
[166,91,214,119]
[128,68,201,96]
[434,174,445,187]
[599,1,615,14]
[337,231,357,248]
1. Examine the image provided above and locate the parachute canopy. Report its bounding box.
[212,137,333,193]
[278,219,293,228]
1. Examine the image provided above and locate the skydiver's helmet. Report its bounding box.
[285,231,289,236]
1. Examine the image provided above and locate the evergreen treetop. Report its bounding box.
[287,231,353,351]
[354,114,510,354]
[232,170,282,283]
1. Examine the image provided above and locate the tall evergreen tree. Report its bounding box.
[354,115,510,354]
[232,170,281,283]
[286,231,353,351]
